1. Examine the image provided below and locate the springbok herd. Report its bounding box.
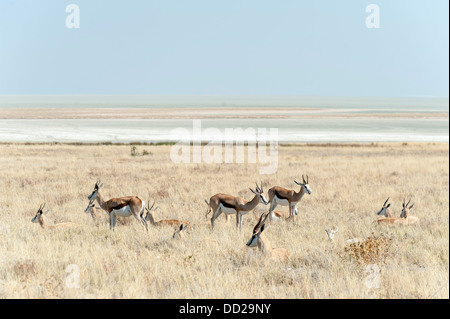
[31,175,419,262]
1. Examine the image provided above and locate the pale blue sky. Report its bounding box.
[0,0,448,97]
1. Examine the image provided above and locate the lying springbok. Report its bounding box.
[252,209,291,222]
[172,223,218,246]
[325,227,339,242]
[172,224,188,239]
[31,203,78,229]
[246,211,290,262]
[376,197,393,217]
[87,180,147,231]
[267,175,312,224]
[377,198,419,225]
[142,200,193,230]
[205,182,269,231]
[84,199,102,225]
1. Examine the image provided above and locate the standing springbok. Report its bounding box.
[246,211,290,262]
[31,203,78,229]
[267,175,312,224]
[142,200,193,230]
[205,182,269,231]
[87,180,147,231]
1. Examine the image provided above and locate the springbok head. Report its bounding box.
[84,198,95,214]
[377,197,392,217]
[325,227,339,242]
[249,181,269,205]
[142,199,159,221]
[400,198,415,218]
[294,174,312,195]
[88,180,104,201]
[246,211,270,248]
[172,224,187,240]
[31,203,49,223]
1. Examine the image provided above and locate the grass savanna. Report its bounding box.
[0,142,448,298]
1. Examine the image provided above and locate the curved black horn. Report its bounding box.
[383,197,390,206]
[406,198,411,207]
[253,211,270,234]
[147,199,155,211]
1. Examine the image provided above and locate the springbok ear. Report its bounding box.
[99,183,104,189]
[294,180,302,186]
[260,224,265,233]
[249,188,257,195]
[409,203,415,209]
[387,203,391,208]
[179,224,184,231]
[43,210,50,215]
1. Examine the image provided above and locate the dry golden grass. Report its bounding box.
[0,142,448,298]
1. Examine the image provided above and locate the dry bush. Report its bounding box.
[344,233,393,265]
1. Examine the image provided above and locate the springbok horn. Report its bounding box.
[149,200,155,211]
[406,199,411,207]
[253,211,269,234]
[383,197,390,206]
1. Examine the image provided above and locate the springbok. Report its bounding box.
[377,198,419,225]
[252,209,291,222]
[172,224,188,239]
[205,182,269,231]
[87,180,147,231]
[267,175,312,224]
[400,199,417,219]
[376,197,393,217]
[325,227,339,242]
[172,223,218,246]
[246,211,290,262]
[142,200,193,230]
[31,203,78,229]
[84,199,102,225]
